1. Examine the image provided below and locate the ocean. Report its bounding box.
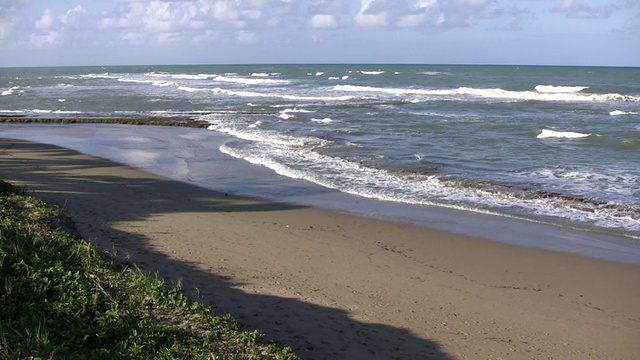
[1,64,639,245]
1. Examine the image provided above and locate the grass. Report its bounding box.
[0,180,300,360]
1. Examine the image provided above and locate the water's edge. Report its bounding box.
[2,123,639,265]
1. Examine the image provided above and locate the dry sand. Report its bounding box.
[1,138,639,360]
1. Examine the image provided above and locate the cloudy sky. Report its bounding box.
[1,0,639,67]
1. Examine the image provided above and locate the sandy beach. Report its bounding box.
[1,137,639,359]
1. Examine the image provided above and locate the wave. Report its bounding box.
[213,75,290,85]
[178,86,355,101]
[537,129,591,139]
[79,73,119,79]
[147,72,216,80]
[311,118,334,123]
[535,85,588,93]
[419,71,448,76]
[117,78,177,87]
[334,85,640,103]
[360,71,385,75]
[203,115,330,148]
[216,136,640,234]
[250,73,270,77]
[1,86,20,96]
[610,110,639,116]
[281,108,313,113]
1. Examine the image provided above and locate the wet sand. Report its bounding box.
[2,137,639,359]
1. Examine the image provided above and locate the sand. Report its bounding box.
[1,137,639,360]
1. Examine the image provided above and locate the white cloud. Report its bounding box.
[397,13,426,27]
[354,0,391,27]
[29,29,61,47]
[35,8,56,30]
[30,5,88,48]
[237,30,258,43]
[2,0,638,67]
[0,0,31,42]
[309,14,339,28]
[60,5,87,28]
[307,0,350,28]
[350,0,515,30]
[552,0,612,19]
[97,0,298,44]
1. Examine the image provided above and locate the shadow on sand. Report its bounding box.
[1,139,455,360]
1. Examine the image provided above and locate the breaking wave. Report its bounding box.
[537,129,592,139]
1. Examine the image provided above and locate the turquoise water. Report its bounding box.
[1,64,639,237]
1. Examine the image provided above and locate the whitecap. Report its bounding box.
[179,86,353,101]
[335,84,640,103]
[281,108,313,113]
[315,72,324,76]
[1,87,18,96]
[147,72,215,80]
[58,99,66,102]
[213,75,290,85]
[361,71,384,75]
[80,73,118,79]
[537,129,591,139]
[610,110,639,116]
[204,116,330,148]
[311,118,334,123]
[278,113,294,120]
[53,110,81,114]
[251,73,270,77]
[152,81,177,87]
[535,85,588,93]
[177,86,205,93]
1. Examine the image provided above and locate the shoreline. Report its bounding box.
[0,116,211,128]
[2,137,639,359]
[2,122,639,265]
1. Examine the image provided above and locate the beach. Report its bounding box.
[1,136,639,359]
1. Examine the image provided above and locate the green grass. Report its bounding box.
[0,180,300,360]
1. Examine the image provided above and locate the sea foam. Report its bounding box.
[537,129,591,139]
[147,72,216,80]
[535,85,588,93]
[610,110,640,116]
[311,118,334,123]
[334,85,640,103]
[80,73,119,79]
[178,85,354,101]
[1,87,20,96]
[213,76,290,85]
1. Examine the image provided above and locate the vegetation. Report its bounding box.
[0,180,299,359]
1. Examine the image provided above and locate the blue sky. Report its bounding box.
[1,0,639,67]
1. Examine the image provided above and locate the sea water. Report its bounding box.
[1,64,639,242]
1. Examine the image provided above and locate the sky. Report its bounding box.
[0,0,639,67]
